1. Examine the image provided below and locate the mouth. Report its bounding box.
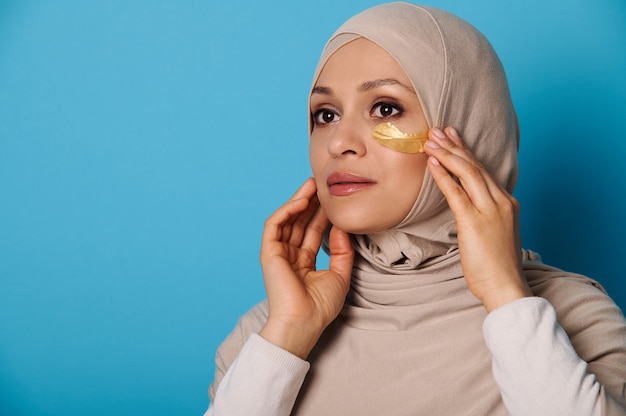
[326,171,376,196]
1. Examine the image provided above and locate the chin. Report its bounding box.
[319,193,406,235]
[327,212,394,235]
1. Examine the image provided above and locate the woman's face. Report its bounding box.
[309,38,429,234]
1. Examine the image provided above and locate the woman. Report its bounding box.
[205,3,626,415]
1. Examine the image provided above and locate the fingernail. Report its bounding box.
[428,156,440,166]
[448,127,460,139]
[426,140,440,149]
[432,128,447,139]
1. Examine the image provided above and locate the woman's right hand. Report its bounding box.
[259,178,354,360]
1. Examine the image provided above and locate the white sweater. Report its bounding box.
[205,297,626,415]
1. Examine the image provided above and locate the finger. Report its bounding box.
[427,155,475,216]
[298,203,330,256]
[327,226,354,287]
[278,178,318,242]
[288,191,321,247]
[425,128,491,208]
[425,128,479,172]
[427,131,519,229]
[289,177,317,201]
[262,198,308,256]
[425,128,499,209]
[444,126,464,146]
[427,128,484,175]
[444,127,508,197]
[262,182,316,252]
[447,127,516,208]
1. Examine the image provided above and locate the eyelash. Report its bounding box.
[311,101,404,127]
[312,108,340,126]
[372,101,404,118]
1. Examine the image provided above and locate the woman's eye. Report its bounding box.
[313,109,340,125]
[372,102,401,118]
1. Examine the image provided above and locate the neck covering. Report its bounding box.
[310,3,519,308]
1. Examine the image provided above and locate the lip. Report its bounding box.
[326,171,376,196]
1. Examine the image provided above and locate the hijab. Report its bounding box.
[311,2,519,309]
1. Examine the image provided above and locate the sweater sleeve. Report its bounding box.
[204,333,310,416]
[483,297,626,416]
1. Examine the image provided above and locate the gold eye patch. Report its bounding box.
[372,122,429,154]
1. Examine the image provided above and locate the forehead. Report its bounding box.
[313,38,412,87]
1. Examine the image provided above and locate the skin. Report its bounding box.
[259,38,532,360]
[308,38,430,234]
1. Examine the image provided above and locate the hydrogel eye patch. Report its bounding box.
[372,122,428,153]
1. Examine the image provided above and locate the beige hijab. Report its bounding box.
[312,2,518,308]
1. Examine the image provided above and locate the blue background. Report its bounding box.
[1,0,624,414]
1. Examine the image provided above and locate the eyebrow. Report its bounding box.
[359,78,415,93]
[311,78,415,96]
[311,85,333,95]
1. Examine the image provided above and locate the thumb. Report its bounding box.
[327,226,354,288]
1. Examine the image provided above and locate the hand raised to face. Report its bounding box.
[259,178,354,359]
[425,127,532,312]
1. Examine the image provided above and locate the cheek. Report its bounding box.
[388,153,427,176]
[308,140,325,175]
[393,155,428,200]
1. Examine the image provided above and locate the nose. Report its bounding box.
[327,116,368,158]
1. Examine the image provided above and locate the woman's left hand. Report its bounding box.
[424,127,532,312]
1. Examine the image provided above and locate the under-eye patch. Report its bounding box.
[372,122,428,154]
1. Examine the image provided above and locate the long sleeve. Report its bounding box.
[204,333,310,416]
[483,297,626,416]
